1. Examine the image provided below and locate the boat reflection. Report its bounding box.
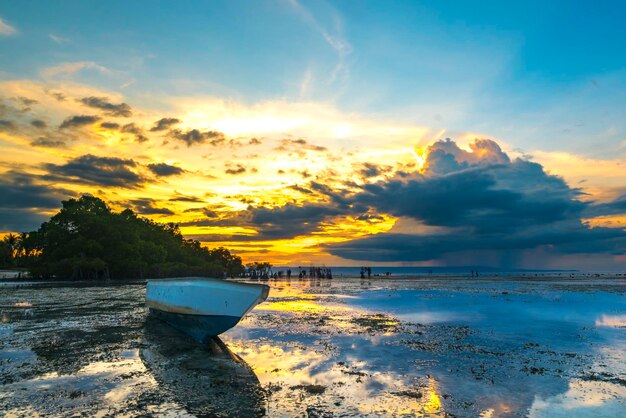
[141,316,266,417]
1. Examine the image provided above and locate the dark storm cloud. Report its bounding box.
[168,193,205,203]
[248,203,344,238]
[182,233,261,243]
[30,137,66,148]
[178,200,348,240]
[358,162,391,178]
[353,161,583,233]
[355,213,385,222]
[288,184,314,194]
[129,198,175,215]
[0,119,17,131]
[98,120,150,142]
[586,194,626,217]
[151,136,626,265]
[100,122,120,130]
[184,203,348,240]
[150,117,181,132]
[0,209,51,233]
[322,138,626,264]
[200,208,219,217]
[44,90,66,101]
[276,138,327,152]
[328,223,626,262]
[79,96,132,117]
[30,119,47,129]
[0,171,72,231]
[121,123,147,143]
[168,128,225,147]
[0,171,69,209]
[308,181,353,207]
[59,115,101,129]
[147,162,185,176]
[173,136,609,256]
[44,154,145,188]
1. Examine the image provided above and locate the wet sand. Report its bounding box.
[1,276,625,417]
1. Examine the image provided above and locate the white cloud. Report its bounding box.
[528,378,626,417]
[595,314,626,328]
[0,17,17,36]
[49,34,70,44]
[41,61,113,78]
[166,95,435,148]
[286,0,352,86]
[299,68,314,98]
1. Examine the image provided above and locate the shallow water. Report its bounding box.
[0,276,624,417]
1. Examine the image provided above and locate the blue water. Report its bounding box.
[349,285,626,350]
[228,277,626,416]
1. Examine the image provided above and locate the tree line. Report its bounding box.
[0,195,244,280]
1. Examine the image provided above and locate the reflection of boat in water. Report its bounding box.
[141,317,266,417]
[146,278,270,342]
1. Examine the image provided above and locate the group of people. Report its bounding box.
[360,266,372,279]
[245,266,333,281]
[296,267,333,280]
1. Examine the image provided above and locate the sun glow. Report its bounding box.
[411,146,429,172]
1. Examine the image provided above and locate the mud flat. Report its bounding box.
[1,275,625,417]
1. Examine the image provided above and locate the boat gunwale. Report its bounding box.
[147,277,270,291]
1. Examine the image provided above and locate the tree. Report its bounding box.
[15,195,245,280]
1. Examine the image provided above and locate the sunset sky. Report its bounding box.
[1,1,626,269]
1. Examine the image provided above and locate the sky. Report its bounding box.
[1,0,626,270]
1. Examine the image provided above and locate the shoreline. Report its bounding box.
[1,272,625,286]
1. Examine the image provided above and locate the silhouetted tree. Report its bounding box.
[6,195,244,280]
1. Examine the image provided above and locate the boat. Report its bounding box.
[141,316,266,416]
[145,277,270,342]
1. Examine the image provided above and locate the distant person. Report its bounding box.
[367,267,371,278]
[287,268,291,279]
[360,267,365,279]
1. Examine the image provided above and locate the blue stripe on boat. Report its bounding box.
[149,308,241,343]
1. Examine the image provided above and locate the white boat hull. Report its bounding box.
[146,278,269,341]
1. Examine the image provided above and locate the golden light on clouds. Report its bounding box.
[1,77,626,268]
[584,215,626,229]
[411,146,429,172]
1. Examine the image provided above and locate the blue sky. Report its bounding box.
[1,1,626,268]
[2,0,626,158]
